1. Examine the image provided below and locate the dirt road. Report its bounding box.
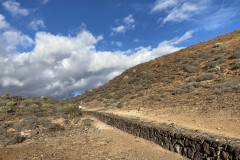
[0,116,187,160]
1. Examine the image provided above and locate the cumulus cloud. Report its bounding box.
[0,29,192,98]
[152,0,208,23]
[111,14,135,35]
[2,30,34,49]
[2,1,29,16]
[29,20,46,31]
[112,25,126,34]
[0,14,9,29]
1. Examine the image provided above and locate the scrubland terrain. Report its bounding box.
[74,30,240,139]
[1,30,240,159]
[0,96,185,159]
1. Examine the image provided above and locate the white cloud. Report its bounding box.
[151,0,178,12]
[2,30,34,48]
[169,30,194,45]
[2,1,29,16]
[42,0,50,4]
[123,14,135,24]
[0,14,9,29]
[111,41,122,47]
[133,39,139,43]
[152,0,208,23]
[112,25,126,34]
[29,20,46,31]
[111,14,135,35]
[0,30,191,98]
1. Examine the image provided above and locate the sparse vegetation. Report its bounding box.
[47,123,64,132]
[196,73,216,82]
[117,102,123,108]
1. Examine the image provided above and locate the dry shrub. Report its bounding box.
[47,123,64,132]
[230,60,240,70]
[13,117,38,131]
[228,51,240,59]
[196,73,216,82]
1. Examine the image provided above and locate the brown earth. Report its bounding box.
[72,30,240,140]
[0,116,187,160]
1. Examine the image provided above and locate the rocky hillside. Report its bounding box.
[72,30,240,115]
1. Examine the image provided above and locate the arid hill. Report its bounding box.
[74,30,240,111]
[72,30,240,139]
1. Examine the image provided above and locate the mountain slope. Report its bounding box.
[70,30,240,139]
[73,30,240,111]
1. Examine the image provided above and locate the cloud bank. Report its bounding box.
[0,29,192,98]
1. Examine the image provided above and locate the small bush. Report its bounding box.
[6,101,17,107]
[25,104,40,113]
[5,132,25,145]
[117,102,123,108]
[169,88,185,95]
[196,51,212,59]
[184,64,200,73]
[192,82,202,88]
[1,93,10,98]
[186,76,197,82]
[228,51,240,59]
[196,73,216,82]
[202,83,211,88]
[13,117,38,131]
[216,58,227,64]
[42,103,54,108]
[20,100,35,107]
[212,55,224,61]
[214,88,223,95]
[57,105,82,118]
[0,106,13,113]
[182,84,195,93]
[182,58,194,64]
[47,123,64,132]
[214,43,223,48]
[204,61,217,69]
[230,60,240,70]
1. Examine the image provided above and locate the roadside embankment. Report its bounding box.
[84,111,240,160]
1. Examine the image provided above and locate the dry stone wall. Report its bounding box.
[84,111,240,160]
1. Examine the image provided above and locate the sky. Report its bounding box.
[0,0,239,98]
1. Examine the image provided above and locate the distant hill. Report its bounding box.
[72,30,240,115]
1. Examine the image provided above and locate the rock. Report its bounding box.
[220,151,229,160]
[227,145,234,152]
[194,151,203,160]
[203,142,210,154]
[209,147,217,157]
[187,147,195,159]
[174,144,182,154]
[182,147,187,157]
[169,144,174,151]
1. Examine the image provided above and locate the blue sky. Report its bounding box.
[0,0,239,98]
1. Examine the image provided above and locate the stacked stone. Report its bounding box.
[84,111,240,160]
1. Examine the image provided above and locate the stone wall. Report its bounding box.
[84,111,240,160]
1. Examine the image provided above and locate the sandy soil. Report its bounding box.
[86,106,240,140]
[0,116,187,160]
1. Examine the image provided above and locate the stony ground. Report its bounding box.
[0,116,187,160]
